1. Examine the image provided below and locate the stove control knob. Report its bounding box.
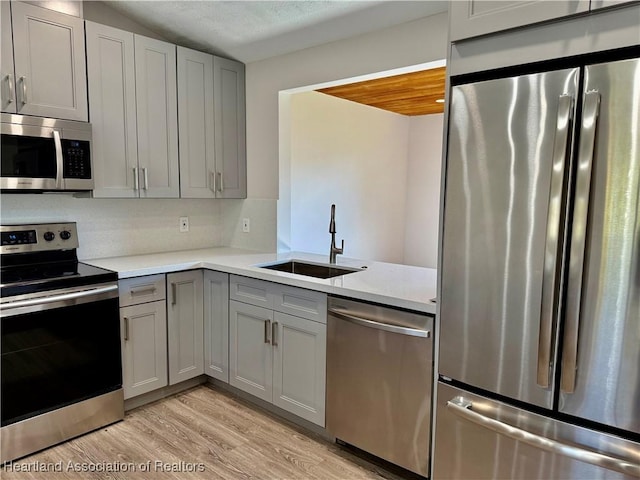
[60,230,72,240]
[43,231,55,242]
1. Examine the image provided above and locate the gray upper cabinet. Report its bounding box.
[177,46,216,198]
[213,56,246,199]
[1,2,15,112]
[85,21,138,198]
[449,0,590,42]
[178,51,247,199]
[6,1,87,120]
[87,27,179,198]
[135,35,179,198]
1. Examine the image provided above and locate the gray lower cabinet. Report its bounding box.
[272,312,326,426]
[229,276,327,426]
[167,270,204,385]
[118,272,169,400]
[204,270,230,382]
[229,300,274,402]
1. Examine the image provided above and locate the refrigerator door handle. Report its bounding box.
[561,90,601,394]
[537,94,574,389]
[447,397,640,477]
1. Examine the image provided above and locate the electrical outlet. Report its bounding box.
[242,218,250,233]
[179,216,189,232]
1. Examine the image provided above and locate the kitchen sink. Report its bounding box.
[258,260,363,279]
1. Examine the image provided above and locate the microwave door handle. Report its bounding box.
[52,129,64,189]
[562,91,600,394]
[537,94,573,388]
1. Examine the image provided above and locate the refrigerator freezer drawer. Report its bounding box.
[433,382,640,479]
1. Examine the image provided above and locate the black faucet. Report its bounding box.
[329,204,344,264]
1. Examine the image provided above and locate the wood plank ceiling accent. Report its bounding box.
[316,66,446,116]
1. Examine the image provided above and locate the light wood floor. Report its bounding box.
[2,385,405,479]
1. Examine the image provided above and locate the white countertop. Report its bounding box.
[83,248,437,314]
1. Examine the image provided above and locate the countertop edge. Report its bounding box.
[83,248,437,315]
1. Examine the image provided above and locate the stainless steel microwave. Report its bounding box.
[1,114,93,191]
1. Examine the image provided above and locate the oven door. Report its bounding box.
[0,122,62,190]
[1,283,122,427]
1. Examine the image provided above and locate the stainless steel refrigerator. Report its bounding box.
[434,54,640,479]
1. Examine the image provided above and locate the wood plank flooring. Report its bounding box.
[1,385,406,479]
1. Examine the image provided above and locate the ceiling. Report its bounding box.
[317,67,446,116]
[104,1,449,63]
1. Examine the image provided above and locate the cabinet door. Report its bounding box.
[134,35,179,198]
[177,47,216,198]
[229,300,273,402]
[86,21,138,198]
[272,312,326,426]
[213,56,246,199]
[121,301,168,399]
[167,270,204,385]
[1,1,16,113]
[449,1,589,42]
[11,2,87,121]
[204,271,229,382]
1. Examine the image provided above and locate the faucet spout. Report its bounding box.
[329,204,344,264]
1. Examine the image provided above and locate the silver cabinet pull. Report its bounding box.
[217,171,223,192]
[18,76,27,106]
[537,94,574,389]
[142,167,149,190]
[209,170,216,193]
[52,130,64,190]
[3,74,14,105]
[171,283,177,306]
[272,322,278,347]
[562,91,600,394]
[447,397,640,477]
[329,308,430,338]
[129,286,156,297]
[133,167,139,191]
[123,317,130,341]
[264,319,271,344]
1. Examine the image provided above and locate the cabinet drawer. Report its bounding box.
[273,285,327,324]
[230,275,272,308]
[119,275,166,307]
[230,275,327,324]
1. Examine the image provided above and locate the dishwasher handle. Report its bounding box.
[329,308,430,338]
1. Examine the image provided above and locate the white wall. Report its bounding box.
[290,91,410,263]
[404,114,443,268]
[288,92,443,267]
[245,13,447,251]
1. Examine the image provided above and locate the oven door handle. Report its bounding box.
[1,284,118,314]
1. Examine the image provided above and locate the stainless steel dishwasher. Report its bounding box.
[326,296,433,477]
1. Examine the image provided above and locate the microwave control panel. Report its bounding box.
[62,139,91,179]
